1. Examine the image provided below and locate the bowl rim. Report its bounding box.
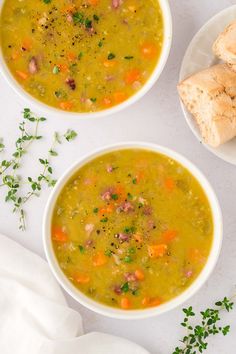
[43,141,223,320]
[0,0,172,119]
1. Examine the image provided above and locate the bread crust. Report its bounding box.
[213,21,236,65]
[178,64,236,147]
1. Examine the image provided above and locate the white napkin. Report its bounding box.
[0,233,149,354]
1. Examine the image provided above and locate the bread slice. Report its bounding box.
[213,21,236,67]
[178,64,236,147]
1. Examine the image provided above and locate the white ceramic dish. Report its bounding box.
[0,0,172,119]
[179,5,236,165]
[43,142,223,320]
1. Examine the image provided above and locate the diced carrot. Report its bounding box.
[114,185,126,199]
[61,4,76,13]
[189,248,204,263]
[103,60,117,68]
[22,38,32,51]
[134,269,145,281]
[59,101,73,110]
[67,52,76,61]
[142,296,161,307]
[120,297,132,309]
[58,63,69,72]
[124,69,141,85]
[87,0,99,5]
[148,244,168,258]
[16,70,29,80]
[92,251,108,266]
[52,227,68,243]
[128,5,136,12]
[134,233,143,243]
[102,97,113,107]
[140,42,158,60]
[135,170,144,183]
[113,91,127,104]
[99,205,114,216]
[164,177,175,191]
[11,50,20,60]
[162,230,177,243]
[74,273,90,284]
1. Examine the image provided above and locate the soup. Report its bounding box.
[51,149,213,310]
[0,0,163,113]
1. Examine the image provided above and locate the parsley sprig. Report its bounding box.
[0,108,77,230]
[173,297,234,354]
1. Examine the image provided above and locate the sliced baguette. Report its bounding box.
[178,64,236,147]
[213,21,236,67]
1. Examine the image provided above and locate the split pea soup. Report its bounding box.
[0,0,164,113]
[51,149,213,310]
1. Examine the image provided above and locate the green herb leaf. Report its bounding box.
[108,53,115,60]
[124,56,134,59]
[73,12,84,24]
[111,193,118,200]
[93,207,99,213]
[100,217,108,223]
[64,129,77,142]
[52,65,60,74]
[121,282,129,293]
[79,245,85,254]
[104,249,112,257]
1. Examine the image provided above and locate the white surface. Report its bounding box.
[0,233,148,354]
[180,5,236,165]
[43,142,223,320]
[0,1,236,353]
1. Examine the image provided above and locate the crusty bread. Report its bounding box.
[178,64,236,147]
[213,21,236,67]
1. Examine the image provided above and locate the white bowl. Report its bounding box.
[0,0,172,119]
[43,142,223,319]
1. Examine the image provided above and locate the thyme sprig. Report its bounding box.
[173,297,234,354]
[0,108,77,230]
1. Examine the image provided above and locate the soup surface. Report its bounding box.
[0,0,163,113]
[52,149,213,310]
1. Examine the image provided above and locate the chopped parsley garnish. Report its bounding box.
[78,52,83,60]
[127,192,133,199]
[104,249,112,257]
[111,193,118,200]
[64,129,77,142]
[85,18,92,28]
[79,245,85,254]
[73,12,84,24]
[52,65,60,74]
[132,178,137,184]
[124,56,134,60]
[54,89,67,99]
[121,282,129,293]
[93,14,99,22]
[132,289,139,296]
[43,0,51,4]
[93,207,99,213]
[90,97,97,103]
[124,256,133,263]
[100,217,108,223]
[124,226,136,234]
[108,53,115,60]
[128,247,136,254]
[98,40,103,47]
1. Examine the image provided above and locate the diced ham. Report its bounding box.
[114,233,130,243]
[85,239,93,248]
[112,0,122,9]
[124,272,136,282]
[117,201,134,213]
[101,188,113,201]
[28,57,38,74]
[85,223,94,236]
[185,270,193,278]
[67,13,73,23]
[143,206,152,216]
[106,165,113,173]
[66,78,76,90]
[113,285,122,295]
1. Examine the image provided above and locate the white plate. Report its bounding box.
[179,5,236,165]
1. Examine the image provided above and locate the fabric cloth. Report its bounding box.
[0,233,149,354]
